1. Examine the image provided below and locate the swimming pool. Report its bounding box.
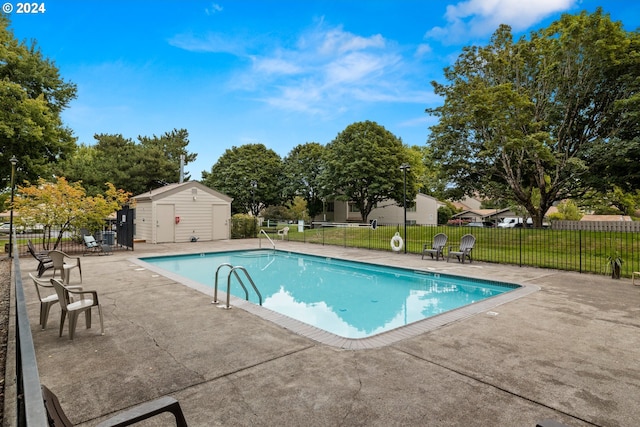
[139,250,524,342]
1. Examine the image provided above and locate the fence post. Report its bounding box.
[519,226,522,267]
[343,227,346,248]
[579,229,582,274]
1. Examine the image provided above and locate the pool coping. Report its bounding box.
[130,253,539,350]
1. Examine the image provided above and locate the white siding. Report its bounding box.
[134,201,154,242]
[153,187,230,242]
[132,182,232,244]
[367,194,439,225]
[412,195,438,225]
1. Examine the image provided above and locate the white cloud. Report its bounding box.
[205,3,223,15]
[415,44,433,58]
[317,28,386,55]
[249,25,422,115]
[325,52,395,85]
[168,32,244,55]
[251,56,302,75]
[171,22,432,116]
[426,0,577,43]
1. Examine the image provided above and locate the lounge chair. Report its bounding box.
[422,233,448,261]
[42,384,188,426]
[28,273,81,330]
[48,250,82,284]
[27,239,52,277]
[83,234,112,256]
[50,278,104,339]
[277,226,289,240]
[447,234,476,264]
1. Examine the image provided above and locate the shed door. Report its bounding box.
[157,204,175,243]
[212,205,228,240]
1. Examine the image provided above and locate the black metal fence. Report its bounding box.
[11,233,49,426]
[4,225,133,258]
[266,222,640,278]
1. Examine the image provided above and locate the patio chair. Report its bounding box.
[27,239,53,277]
[83,234,112,256]
[28,273,81,330]
[277,226,289,240]
[447,234,476,264]
[42,385,189,427]
[51,278,104,339]
[422,233,448,261]
[48,250,82,284]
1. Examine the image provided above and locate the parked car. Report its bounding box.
[497,217,532,228]
[498,217,550,228]
[467,222,495,228]
[0,222,35,234]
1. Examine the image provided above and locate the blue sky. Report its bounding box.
[7,1,640,179]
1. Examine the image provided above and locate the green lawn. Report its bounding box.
[263,224,640,278]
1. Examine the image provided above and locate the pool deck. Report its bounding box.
[13,239,640,426]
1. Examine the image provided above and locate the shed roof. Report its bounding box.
[132,181,232,203]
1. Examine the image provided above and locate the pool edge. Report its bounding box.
[130,254,540,350]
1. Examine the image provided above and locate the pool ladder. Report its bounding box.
[212,263,263,309]
[259,229,276,250]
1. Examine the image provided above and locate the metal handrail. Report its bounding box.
[212,263,237,305]
[228,266,262,307]
[212,264,263,309]
[259,229,275,250]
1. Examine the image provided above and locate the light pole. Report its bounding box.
[8,155,17,258]
[399,163,410,254]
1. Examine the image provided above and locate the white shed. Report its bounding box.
[132,181,232,243]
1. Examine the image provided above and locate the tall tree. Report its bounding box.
[282,142,325,219]
[57,129,196,196]
[416,145,447,199]
[0,15,77,185]
[202,144,284,215]
[321,121,417,223]
[427,9,639,227]
[138,128,197,182]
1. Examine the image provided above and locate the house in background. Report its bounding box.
[314,193,443,226]
[451,195,483,212]
[452,206,561,225]
[132,181,232,243]
[450,208,512,224]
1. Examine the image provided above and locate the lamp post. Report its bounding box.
[8,155,17,258]
[250,180,257,216]
[399,163,410,254]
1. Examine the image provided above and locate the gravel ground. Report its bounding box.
[0,259,12,424]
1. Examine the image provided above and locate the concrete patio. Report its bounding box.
[13,239,640,426]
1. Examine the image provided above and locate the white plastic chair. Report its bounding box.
[29,273,81,330]
[50,278,104,340]
[277,226,289,240]
[48,250,82,284]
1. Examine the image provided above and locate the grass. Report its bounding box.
[263,224,640,278]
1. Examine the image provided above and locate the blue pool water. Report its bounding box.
[140,250,518,339]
